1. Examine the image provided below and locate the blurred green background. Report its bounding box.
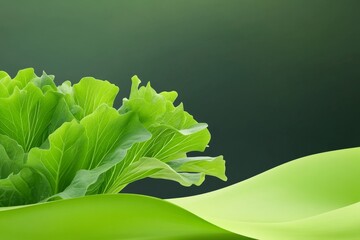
[1,0,360,198]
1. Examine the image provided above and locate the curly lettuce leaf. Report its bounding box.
[58,77,119,119]
[100,76,226,193]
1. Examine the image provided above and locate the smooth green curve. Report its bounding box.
[170,147,360,239]
[0,194,244,240]
[0,147,359,239]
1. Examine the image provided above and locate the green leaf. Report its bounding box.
[119,75,178,127]
[80,105,150,169]
[53,148,130,199]
[0,135,25,179]
[0,68,40,96]
[0,168,51,207]
[105,156,226,193]
[101,76,226,193]
[167,156,227,181]
[31,71,57,93]
[107,157,206,192]
[0,82,62,151]
[48,98,76,133]
[57,80,84,119]
[52,105,150,199]
[59,77,119,119]
[0,71,10,98]
[73,77,119,116]
[12,68,37,90]
[27,121,88,194]
[0,71,9,80]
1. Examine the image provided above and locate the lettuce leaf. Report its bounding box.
[99,76,226,193]
[0,68,226,206]
[0,134,25,178]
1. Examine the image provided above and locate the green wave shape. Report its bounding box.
[0,147,359,239]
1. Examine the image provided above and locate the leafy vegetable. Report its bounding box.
[0,68,226,206]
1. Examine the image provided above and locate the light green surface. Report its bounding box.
[0,194,243,240]
[170,147,360,239]
[0,147,359,239]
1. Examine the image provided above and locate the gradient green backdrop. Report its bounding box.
[1,0,360,198]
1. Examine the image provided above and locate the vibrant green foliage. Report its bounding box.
[0,68,226,206]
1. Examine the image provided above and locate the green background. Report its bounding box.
[1,0,360,198]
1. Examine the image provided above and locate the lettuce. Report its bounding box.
[0,68,226,206]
